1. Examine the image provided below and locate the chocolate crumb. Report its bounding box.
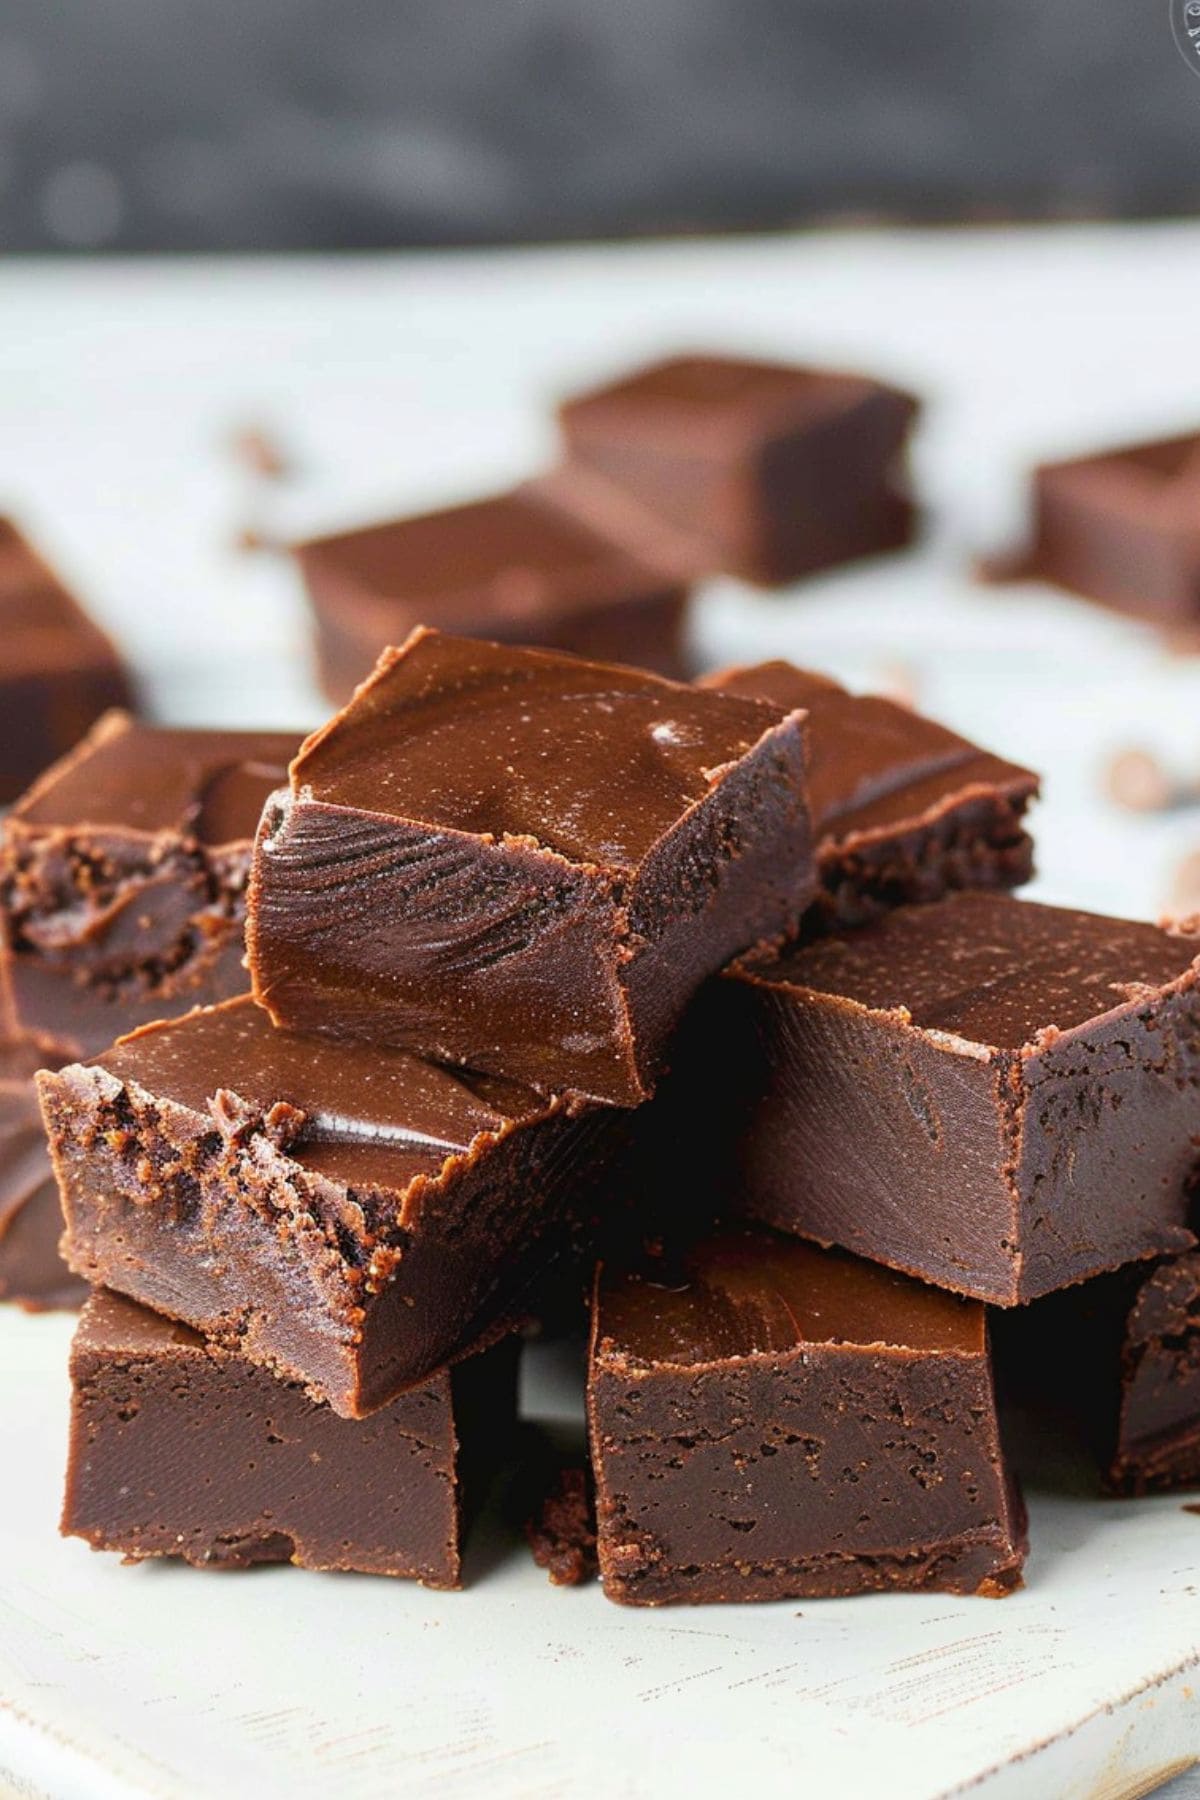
[232,524,284,555]
[228,424,292,482]
[209,1090,307,1151]
[526,1463,598,1587]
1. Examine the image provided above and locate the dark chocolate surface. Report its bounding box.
[561,355,906,453]
[589,1229,1024,1606]
[63,1289,516,1581]
[716,893,1200,1304]
[41,995,620,1415]
[992,430,1200,630]
[758,889,1196,1049]
[250,627,814,1105]
[13,711,296,842]
[558,354,919,587]
[289,627,779,869]
[599,1227,983,1367]
[98,988,542,1191]
[996,1248,1200,1496]
[297,488,690,701]
[2,712,296,1059]
[705,661,1037,924]
[1115,1251,1200,1490]
[0,519,133,803]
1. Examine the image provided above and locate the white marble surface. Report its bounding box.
[1,225,1199,1798]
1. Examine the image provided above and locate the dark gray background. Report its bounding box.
[2,1,1199,252]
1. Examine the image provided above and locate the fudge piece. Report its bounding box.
[248,627,813,1107]
[1,712,296,1059]
[588,1228,1025,1606]
[715,893,1200,1305]
[63,1289,516,1581]
[39,995,622,1416]
[0,1056,84,1310]
[997,1249,1200,1495]
[0,518,133,803]
[295,488,691,704]
[703,661,1038,927]
[989,431,1200,632]
[557,353,919,586]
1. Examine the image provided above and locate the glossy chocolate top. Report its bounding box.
[705,661,1038,841]
[13,713,296,845]
[0,518,119,676]
[561,354,915,454]
[290,627,789,869]
[298,490,667,614]
[744,891,1200,1050]
[98,996,548,1191]
[595,1228,983,1369]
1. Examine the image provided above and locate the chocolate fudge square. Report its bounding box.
[997,1249,1200,1496]
[704,661,1038,927]
[557,354,919,586]
[718,893,1200,1305]
[63,1289,517,1581]
[1,712,296,1059]
[39,996,621,1416]
[248,627,813,1107]
[0,1057,84,1311]
[996,431,1200,632]
[0,518,133,803]
[589,1228,1025,1606]
[295,488,690,704]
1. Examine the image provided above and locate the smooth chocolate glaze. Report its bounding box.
[588,1227,1025,1606]
[296,487,690,703]
[1,712,296,1059]
[713,893,1200,1304]
[249,627,814,1106]
[598,1228,983,1367]
[987,430,1200,632]
[98,987,541,1191]
[0,518,133,802]
[14,712,296,842]
[557,354,919,586]
[63,1289,517,1582]
[292,627,782,867]
[704,661,1038,925]
[40,995,623,1416]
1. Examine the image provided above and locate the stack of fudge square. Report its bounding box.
[3,619,1197,1608]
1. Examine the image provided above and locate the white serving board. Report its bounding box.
[1,225,1200,1798]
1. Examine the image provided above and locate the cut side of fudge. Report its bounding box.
[248,627,813,1106]
[2,712,296,1058]
[589,1227,1025,1606]
[40,996,622,1416]
[703,660,1038,927]
[715,893,1200,1304]
[64,1288,517,1583]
